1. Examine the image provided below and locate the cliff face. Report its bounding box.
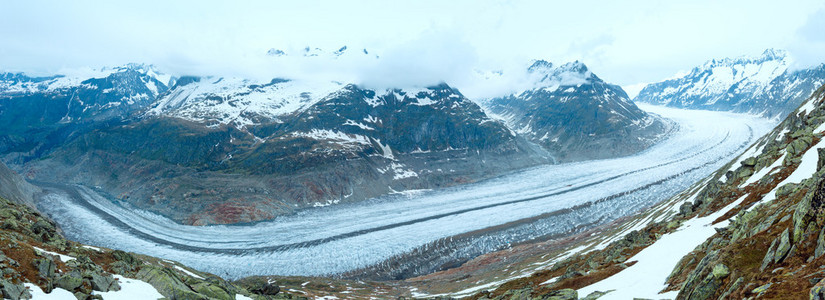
[482,61,670,162]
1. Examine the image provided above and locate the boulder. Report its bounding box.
[33,257,56,280]
[55,274,83,291]
[761,237,778,272]
[582,290,611,300]
[710,264,729,278]
[191,282,232,300]
[0,280,31,300]
[816,227,825,258]
[679,202,694,216]
[136,265,205,300]
[741,157,758,167]
[543,289,577,300]
[251,282,280,295]
[774,228,792,263]
[90,273,120,292]
[812,278,825,300]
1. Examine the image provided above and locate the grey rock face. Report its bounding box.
[482,61,669,162]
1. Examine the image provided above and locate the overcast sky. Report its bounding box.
[2,0,824,97]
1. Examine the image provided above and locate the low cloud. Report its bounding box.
[788,7,825,70]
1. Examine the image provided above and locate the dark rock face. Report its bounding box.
[0,65,169,165]
[251,282,281,295]
[636,49,825,119]
[483,61,669,162]
[2,61,666,224]
[21,82,548,224]
[0,162,38,209]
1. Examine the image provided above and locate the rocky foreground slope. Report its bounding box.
[636,49,825,119]
[440,83,825,299]
[0,162,314,300]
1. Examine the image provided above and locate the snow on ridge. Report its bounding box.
[0,64,171,95]
[527,61,595,91]
[291,129,371,148]
[147,78,344,128]
[647,49,791,101]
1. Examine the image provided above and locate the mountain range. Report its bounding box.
[0,56,663,225]
[2,48,825,299]
[635,49,825,118]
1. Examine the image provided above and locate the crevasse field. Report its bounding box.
[38,105,775,279]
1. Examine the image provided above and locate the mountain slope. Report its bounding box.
[0,162,38,209]
[465,83,825,299]
[636,49,825,118]
[145,77,345,128]
[0,65,171,165]
[0,162,304,299]
[482,61,670,162]
[26,83,548,225]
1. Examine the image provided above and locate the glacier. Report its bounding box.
[36,105,775,279]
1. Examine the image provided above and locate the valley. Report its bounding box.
[31,105,774,280]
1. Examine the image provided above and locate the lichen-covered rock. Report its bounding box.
[718,276,743,300]
[816,227,825,258]
[0,279,31,300]
[812,278,825,300]
[742,157,758,167]
[191,282,232,300]
[136,265,205,300]
[581,290,610,300]
[543,289,577,300]
[751,282,772,297]
[251,282,280,296]
[679,201,694,216]
[55,274,83,291]
[710,264,729,279]
[90,273,120,292]
[678,250,718,299]
[774,228,792,263]
[33,257,56,280]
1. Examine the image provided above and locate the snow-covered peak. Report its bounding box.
[633,48,825,118]
[265,46,376,60]
[692,49,789,85]
[146,77,345,128]
[0,64,172,96]
[526,60,596,91]
[760,48,788,61]
[526,60,553,73]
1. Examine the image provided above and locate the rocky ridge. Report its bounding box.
[482,60,670,162]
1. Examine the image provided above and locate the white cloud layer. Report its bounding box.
[1,0,824,98]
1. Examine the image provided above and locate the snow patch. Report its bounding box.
[173,265,205,280]
[93,275,165,300]
[577,195,747,299]
[32,246,75,262]
[25,283,75,299]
